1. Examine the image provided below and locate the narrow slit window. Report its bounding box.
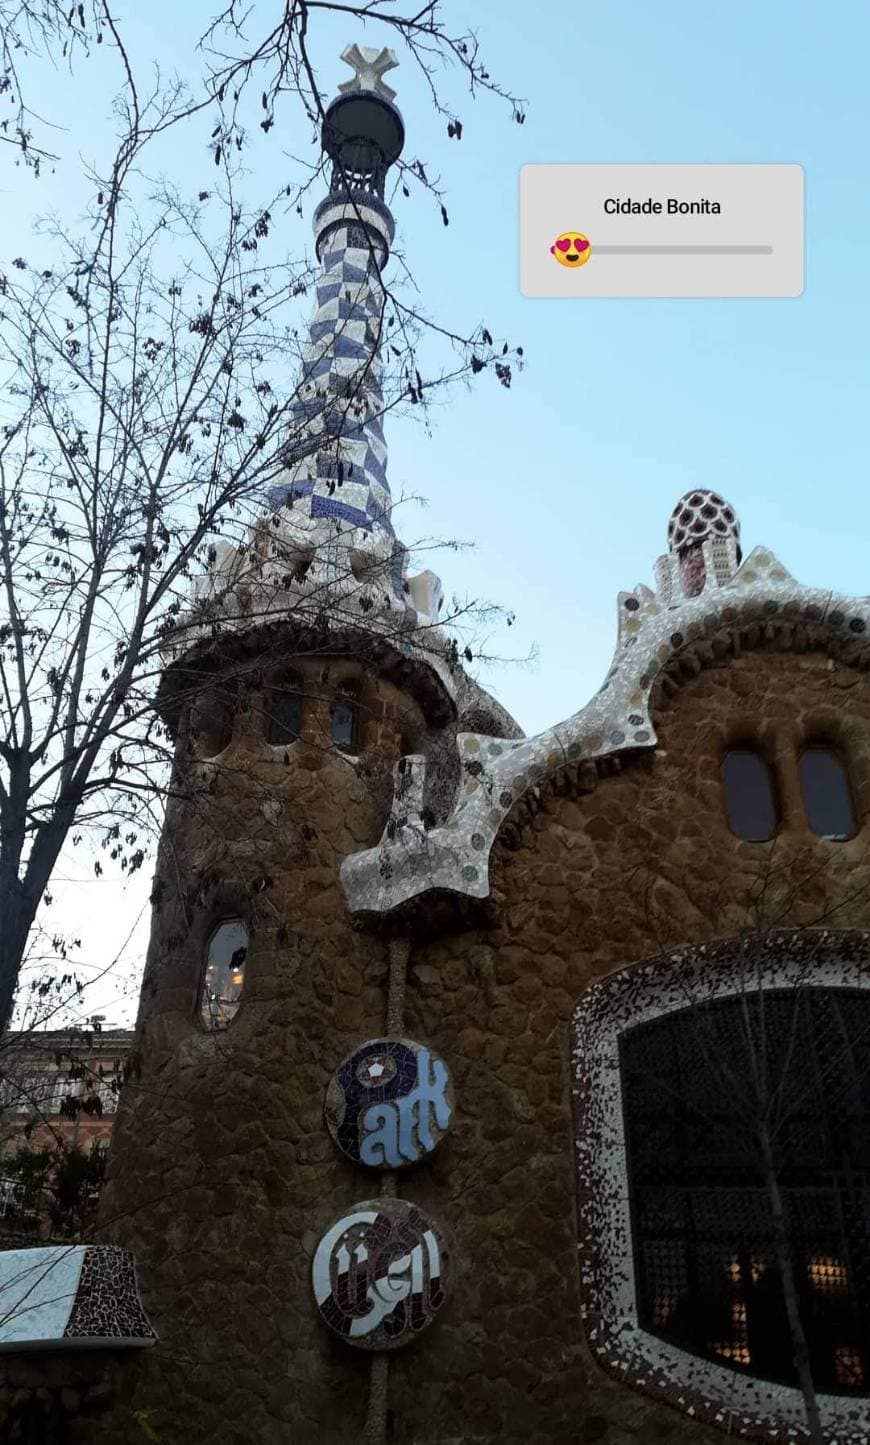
[800,748,857,840]
[200,919,248,1030]
[722,749,778,842]
[331,689,359,752]
[268,679,302,745]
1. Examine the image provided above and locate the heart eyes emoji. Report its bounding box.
[550,231,591,267]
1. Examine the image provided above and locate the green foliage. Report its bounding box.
[2,1138,107,1237]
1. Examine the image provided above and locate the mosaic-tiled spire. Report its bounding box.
[267,45,404,545]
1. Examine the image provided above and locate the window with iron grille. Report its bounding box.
[620,988,870,1395]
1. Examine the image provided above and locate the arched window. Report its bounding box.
[722,749,778,841]
[200,919,248,1030]
[330,686,360,752]
[620,988,870,1395]
[192,680,236,757]
[800,747,857,840]
[268,676,302,745]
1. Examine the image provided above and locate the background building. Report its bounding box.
[0,1027,131,1234]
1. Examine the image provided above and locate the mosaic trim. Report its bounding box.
[571,930,870,1444]
[312,1197,446,1350]
[325,1036,453,1168]
[341,535,870,916]
[0,1244,155,1351]
[65,1245,156,1344]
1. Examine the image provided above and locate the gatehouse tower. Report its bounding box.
[87,44,520,1445]
[6,43,870,1445]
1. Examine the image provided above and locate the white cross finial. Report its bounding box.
[338,43,399,102]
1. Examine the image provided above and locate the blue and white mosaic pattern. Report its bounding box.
[325,1037,453,1169]
[267,220,395,541]
[168,56,460,672]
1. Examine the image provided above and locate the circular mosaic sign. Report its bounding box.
[324,1037,453,1169]
[312,1198,446,1350]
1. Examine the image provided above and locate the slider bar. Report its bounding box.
[594,244,773,256]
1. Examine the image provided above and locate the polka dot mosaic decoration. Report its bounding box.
[311,1198,446,1350]
[571,930,870,1445]
[341,508,870,919]
[324,1037,453,1169]
[667,488,740,554]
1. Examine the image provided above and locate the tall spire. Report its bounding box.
[183,46,449,692]
[267,46,405,571]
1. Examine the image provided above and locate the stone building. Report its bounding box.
[0,1027,130,1237]
[0,1027,130,1150]
[2,44,870,1445]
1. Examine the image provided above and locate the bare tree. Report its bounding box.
[0,17,523,1035]
[1,1,525,175]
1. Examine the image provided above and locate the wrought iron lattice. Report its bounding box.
[620,987,870,1394]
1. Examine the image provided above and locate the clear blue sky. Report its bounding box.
[387,0,869,733]
[7,0,869,1019]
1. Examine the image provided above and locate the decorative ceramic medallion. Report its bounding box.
[312,1198,446,1350]
[324,1037,453,1168]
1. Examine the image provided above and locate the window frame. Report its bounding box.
[798,744,858,842]
[191,678,237,758]
[199,917,250,1032]
[267,675,303,747]
[620,988,870,1396]
[721,745,780,843]
[330,683,361,754]
[571,934,870,1442]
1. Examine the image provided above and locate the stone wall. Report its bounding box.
[386,644,870,1444]
[85,661,415,1444]
[42,642,870,1444]
[0,1352,117,1444]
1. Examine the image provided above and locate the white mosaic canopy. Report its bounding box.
[340,493,870,916]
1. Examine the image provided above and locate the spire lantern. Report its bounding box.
[321,44,405,197]
[312,45,405,264]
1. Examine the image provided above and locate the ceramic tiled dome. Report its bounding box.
[667,488,740,554]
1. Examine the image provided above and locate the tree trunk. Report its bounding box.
[0,887,36,1038]
[757,1119,825,1444]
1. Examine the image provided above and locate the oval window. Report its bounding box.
[799,748,857,841]
[200,919,248,1030]
[722,749,778,842]
[192,681,236,757]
